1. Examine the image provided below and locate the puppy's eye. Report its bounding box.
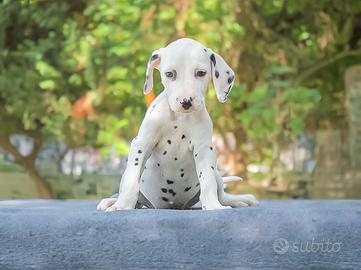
[196,70,207,77]
[165,71,176,80]
[165,72,173,78]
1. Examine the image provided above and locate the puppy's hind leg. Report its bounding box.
[221,193,259,207]
[216,171,260,207]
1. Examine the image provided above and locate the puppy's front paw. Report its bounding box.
[97,198,117,211]
[202,203,231,211]
[104,200,135,212]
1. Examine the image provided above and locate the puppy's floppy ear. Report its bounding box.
[206,48,235,103]
[143,48,163,94]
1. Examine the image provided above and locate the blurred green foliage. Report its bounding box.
[0,0,360,197]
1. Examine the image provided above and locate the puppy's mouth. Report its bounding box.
[178,107,196,113]
[170,104,199,114]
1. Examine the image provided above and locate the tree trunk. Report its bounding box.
[23,160,53,199]
[55,144,70,174]
[345,65,361,168]
[0,135,53,199]
[218,129,248,177]
[234,145,248,176]
[224,0,263,178]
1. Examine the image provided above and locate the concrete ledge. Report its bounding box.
[0,200,360,270]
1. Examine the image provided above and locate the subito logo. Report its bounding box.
[273,238,289,255]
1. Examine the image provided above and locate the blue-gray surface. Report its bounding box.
[0,200,360,270]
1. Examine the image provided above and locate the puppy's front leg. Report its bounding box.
[105,110,161,211]
[105,138,151,211]
[194,143,230,210]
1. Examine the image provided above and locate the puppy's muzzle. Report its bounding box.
[180,97,193,110]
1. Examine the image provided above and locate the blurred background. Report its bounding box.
[0,0,361,200]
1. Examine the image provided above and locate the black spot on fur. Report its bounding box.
[185,186,192,192]
[226,70,230,75]
[195,153,198,157]
[134,163,138,166]
[203,48,207,52]
[182,134,186,139]
[180,168,184,172]
[224,84,232,98]
[163,150,167,155]
[145,166,147,169]
[168,189,176,196]
[189,140,192,144]
[174,125,178,129]
[228,75,234,84]
[166,179,174,184]
[215,70,219,78]
[199,172,202,178]
[138,150,142,154]
[211,166,214,170]
[151,54,159,60]
[161,188,167,193]
[210,146,213,150]
[157,163,160,167]
[210,54,216,66]
[135,158,139,161]
[196,183,200,187]
[167,140,171,144]
[181,173,184,178]
[161,197,169,202]
[174,157,178,161]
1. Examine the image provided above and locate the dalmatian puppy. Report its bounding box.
[97,38,259,211]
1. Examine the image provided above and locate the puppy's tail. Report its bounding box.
[222,176,243,183]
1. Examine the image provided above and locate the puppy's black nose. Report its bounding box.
[181,97,192,110]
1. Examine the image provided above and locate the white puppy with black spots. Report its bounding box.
[97,38,259,211]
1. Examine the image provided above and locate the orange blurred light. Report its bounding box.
[144,90,156,107]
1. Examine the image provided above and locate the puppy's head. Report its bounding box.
[143,38,235,113]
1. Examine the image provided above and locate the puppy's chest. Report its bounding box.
[155,124,193,161]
